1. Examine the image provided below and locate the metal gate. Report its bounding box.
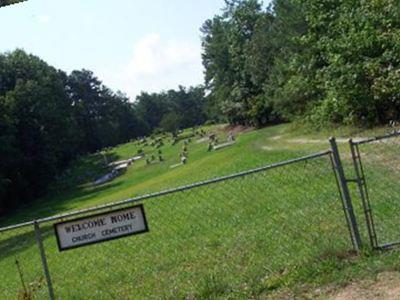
[349,131,400,250]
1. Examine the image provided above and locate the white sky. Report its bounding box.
[0,0,270,99]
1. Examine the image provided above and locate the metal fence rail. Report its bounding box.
[349,131,400,250]
[0,149,356,299]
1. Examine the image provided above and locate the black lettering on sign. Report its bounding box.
[111,212,136,224]
[64,218,106,234]
[72,233,96,243]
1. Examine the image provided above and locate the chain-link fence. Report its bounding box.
[349,131,400,250]
[0,150,356,299]
[0,225,48,299]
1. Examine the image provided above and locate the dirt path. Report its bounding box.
[329,272,400,300]
[287,137,366,144]
[264,272,400,299]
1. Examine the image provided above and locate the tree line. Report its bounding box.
[201,0,400,127]
[0,50,207,214]
[2,0,400,214]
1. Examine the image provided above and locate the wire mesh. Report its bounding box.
[0,225,48,299]
[0,152,353,299]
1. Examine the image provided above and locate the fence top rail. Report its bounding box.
[0,149,332,234]
[351,130,400,145]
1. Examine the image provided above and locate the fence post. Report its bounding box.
[329,137,362,253]
[34,221,55,300]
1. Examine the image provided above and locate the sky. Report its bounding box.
[0,0,269,100]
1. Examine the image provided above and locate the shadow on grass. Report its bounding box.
[0,148,136,260]
[0,180,127,259]
[0,181,125,227]
[0,224,54,261]
[47,151,122,193]
[0,149,127,225]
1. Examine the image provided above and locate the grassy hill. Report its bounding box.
[0,123,399,299]
[1,123,387,226]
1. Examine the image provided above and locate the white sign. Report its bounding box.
[54,204,148,251]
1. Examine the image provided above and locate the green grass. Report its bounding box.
[0,123,399,299]
[1,123,325,226]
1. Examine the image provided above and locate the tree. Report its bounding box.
[0,50,77,210]
[160,112,183,133]
[134,86,207,134]
[279,0,400,126]
[0,51,146,215]
[67,70,142,152]
[201,0,278,126]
